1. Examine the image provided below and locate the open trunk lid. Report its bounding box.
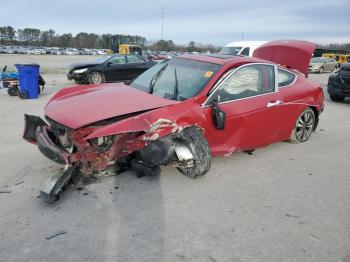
[253,40,315,76]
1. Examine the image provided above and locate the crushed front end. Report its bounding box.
[24,114,128,176]
[23,114,197,202]
[23,114,129,202]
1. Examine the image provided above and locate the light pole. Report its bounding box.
[161,3,164,40]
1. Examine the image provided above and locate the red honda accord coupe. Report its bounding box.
[24,40,324,202]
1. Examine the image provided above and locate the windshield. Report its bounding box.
[130,58,221,101]
[310,57,325,63]
[219,46,242,55]
[94,55,112,63]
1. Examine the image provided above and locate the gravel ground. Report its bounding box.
[0,54,98,74]
[0,55,349,262]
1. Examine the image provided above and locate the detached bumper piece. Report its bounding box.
[40,166,79,203]
[36,125,67,164]
[23,114,48,143]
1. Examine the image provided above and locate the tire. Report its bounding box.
[318,67,324,74]
[88,71,105,84]
[330,94,345,102]
[289,108,315,143]
[176,127,211,178]
[7,86,19,96]
[18,90,28,99]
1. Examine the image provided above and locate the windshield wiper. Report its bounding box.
[149,64,167,94]
[173,68,179,100]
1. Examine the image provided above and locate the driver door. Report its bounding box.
[202,64,286,155]
[104,55,127,81]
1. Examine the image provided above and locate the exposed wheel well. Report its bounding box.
[309,106,319,131]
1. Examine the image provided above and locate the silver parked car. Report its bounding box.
[308,57,338,73]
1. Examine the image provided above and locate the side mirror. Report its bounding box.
[211,100,226,130]
[106,61,113,67]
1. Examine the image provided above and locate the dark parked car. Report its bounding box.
[67,54,156,84]
[327,62,350,101]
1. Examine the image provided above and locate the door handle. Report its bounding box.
[267,100,283,107]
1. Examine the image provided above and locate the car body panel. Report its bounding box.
[253,40,315,76]
[44,83,178,129]
[202,91,286,155]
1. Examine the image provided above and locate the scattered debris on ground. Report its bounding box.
[286,214,300,218]
[14,180,24,186]
[310,234,320,240]
[0,189,12,193]
[45,231,66,240]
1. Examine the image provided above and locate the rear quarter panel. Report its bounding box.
[278,76,324,139]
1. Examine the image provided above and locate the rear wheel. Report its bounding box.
[289,108,315,143]
[88,71,105,84]
[176,127,211,178]
[330,94,345,102]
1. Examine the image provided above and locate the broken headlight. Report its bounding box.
[88,135,116,151]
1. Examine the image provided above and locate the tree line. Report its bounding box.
[0,26,114,49]
[0,25,221,52]
[316,43,350,53]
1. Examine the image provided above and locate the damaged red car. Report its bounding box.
[23,40,324,202]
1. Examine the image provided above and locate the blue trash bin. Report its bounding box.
[15,64,40,99]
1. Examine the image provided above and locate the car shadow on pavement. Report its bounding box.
[110,170,166,261]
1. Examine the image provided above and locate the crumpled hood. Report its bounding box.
[45,83,178,129]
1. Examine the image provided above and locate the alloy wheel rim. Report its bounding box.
[91,73,102,84]
[296,111,314,142]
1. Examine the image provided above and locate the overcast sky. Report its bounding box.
[1,0,349,46]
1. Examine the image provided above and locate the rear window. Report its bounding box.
[240,47,250,56]
[278,69,296,87]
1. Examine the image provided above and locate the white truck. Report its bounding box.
[219,41,267,56]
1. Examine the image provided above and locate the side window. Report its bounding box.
[109,56,126,64]
[212,64,275,103]
[126,55,144,63]
[240,47,250,56]
[277,69,296,87]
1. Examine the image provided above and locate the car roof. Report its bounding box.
[178,54,266,66]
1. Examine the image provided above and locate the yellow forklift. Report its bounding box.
[110,34,143,55]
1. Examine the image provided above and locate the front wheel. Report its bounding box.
[176,127,211,178]
[88,71,105,84]
[289,108,315,143]
[318,67,324,74]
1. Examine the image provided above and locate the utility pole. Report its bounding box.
[161,3,164,40]
[241,32,245,40]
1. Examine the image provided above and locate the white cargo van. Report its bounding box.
[219,41,267,56]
